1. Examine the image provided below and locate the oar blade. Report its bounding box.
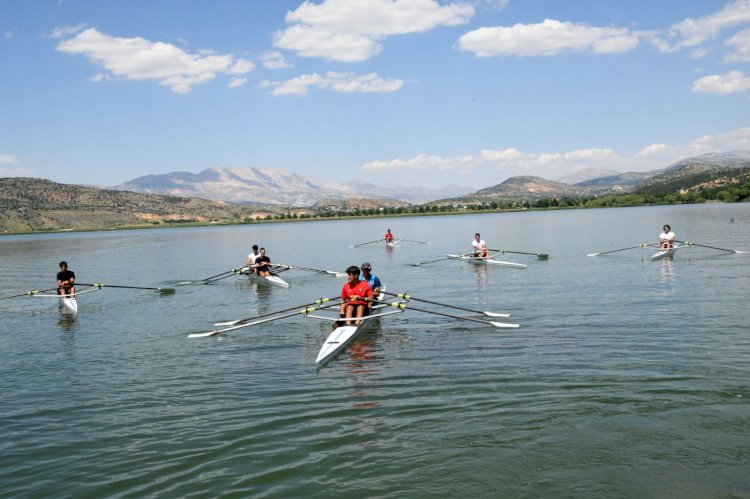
[484,311,511,318]
[214,320,241,326]
[188,330,221,338]
[490,321,520,328]
[158,288,176,295]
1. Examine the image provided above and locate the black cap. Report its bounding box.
[361,262,371,270]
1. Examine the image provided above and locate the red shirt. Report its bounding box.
[385,232,394,240]
[341,280,373,306]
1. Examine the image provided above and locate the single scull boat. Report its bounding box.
[651,245,679,261]
[446,253,527,269]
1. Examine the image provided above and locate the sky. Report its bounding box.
[1,0,750,191]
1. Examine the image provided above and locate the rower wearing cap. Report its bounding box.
[360,262,382,298]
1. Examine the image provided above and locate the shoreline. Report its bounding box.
[0,201,733,237]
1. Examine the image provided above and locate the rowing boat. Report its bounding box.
[31,286,102,316]
[240,269,289,288]
[309,291,397,369]
[651,245,679,261]
[446,253,527,269]
[59,295,78,315]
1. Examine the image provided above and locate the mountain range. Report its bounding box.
[116,167,472,205]
[115,151,750,207]
[3,151,749,233]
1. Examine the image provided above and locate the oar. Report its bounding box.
[201,267,246,282]
[212,296,342,327]
[0,287,59,300]
[488,248,549,260]
[383,291,510,318]
[400,239,430,245]
[203,266,249,284]
[273,264,346,278]
[77,282,175,295]
[409,256,452,266]
[587,243,657,257]
[349,239,383,248]
[388,302,519,328]
[191,297,342,338]
[676,240,747,254]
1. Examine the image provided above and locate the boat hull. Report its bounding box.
[59,296,78,315]
[446,254,527,268]
[651,246,678,260]
[315,319,376,368]
[241,270,289,288]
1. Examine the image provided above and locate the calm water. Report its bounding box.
[1,204,749,498]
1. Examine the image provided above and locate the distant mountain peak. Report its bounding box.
[117,166,473,205]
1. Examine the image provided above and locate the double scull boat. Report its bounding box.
[240,269,289,288]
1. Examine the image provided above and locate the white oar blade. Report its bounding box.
[490,321,519,328]
[188,331,220,338]
[484,311,511,318]
[214,320,241,326]
[586,253,599,257]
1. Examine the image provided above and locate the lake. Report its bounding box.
[1,203,749,497]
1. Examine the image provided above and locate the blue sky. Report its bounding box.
[1,0,750,190]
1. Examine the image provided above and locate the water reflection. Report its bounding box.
[659,257,675,283]
[57,311,78,332]
[473,264,489,289]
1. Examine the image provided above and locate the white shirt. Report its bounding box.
[247,252,259,265]
[659,231,675,244]
[472,239,486,251]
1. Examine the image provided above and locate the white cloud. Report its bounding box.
[261,71,404,96]
[228,77,247,88]
[668,0,750,50]
[0,154,20,165]
[691,70,750,94]
[725,28,750,62]
[46,24,87,39]
[259,51,292,69]
[458,18,640,57]
[635,144,674,158]
[56,28,255,94]
[688,127,750,151]
[274,0,474,62]
[359,127,750,184]
[5,28,17,39]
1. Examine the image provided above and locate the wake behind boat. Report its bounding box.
[446,253,527,269]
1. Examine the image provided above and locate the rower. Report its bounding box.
[247,244,260,274]
[384,229,395,245]
[360,262,382,298]
[659,224,675,249]
[56,261,76,297]
[253,247,273,277]
[472,233,489,258]
[336,265,373,328]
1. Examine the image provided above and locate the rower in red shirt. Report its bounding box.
[337,265,373,327]
[384,229,395,245]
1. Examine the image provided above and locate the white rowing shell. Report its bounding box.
[651,245,679,261]
[446,254,527,269]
